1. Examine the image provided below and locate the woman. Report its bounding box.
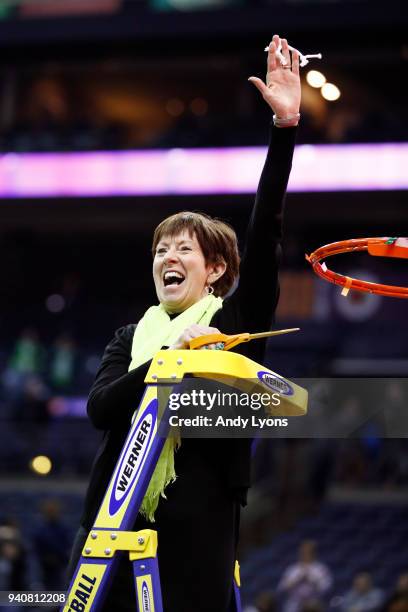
[67,34,301,611]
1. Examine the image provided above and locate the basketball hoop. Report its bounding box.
[306,237,408,298]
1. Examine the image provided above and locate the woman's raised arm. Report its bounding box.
[224,35,301,334]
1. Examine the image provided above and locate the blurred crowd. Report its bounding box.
[1,513,407,612]
[244,540,408,612]
[0,71,406,154]
[1,328,81,424]
[0,500,69,600]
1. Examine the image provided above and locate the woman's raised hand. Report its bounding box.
[169,324,222,350]
[248,34,301,121]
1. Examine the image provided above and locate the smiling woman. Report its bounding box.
[152,212,239,312]
[66,34,301,612]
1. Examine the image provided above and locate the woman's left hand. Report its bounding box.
[248,34,301,120]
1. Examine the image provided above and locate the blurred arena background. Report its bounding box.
[0,0,407,609]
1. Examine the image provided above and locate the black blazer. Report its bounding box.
[80,125,297,530]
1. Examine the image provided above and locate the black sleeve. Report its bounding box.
[87,325,151,430]
[220,124,297,334]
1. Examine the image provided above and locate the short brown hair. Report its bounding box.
[152,211,240,297]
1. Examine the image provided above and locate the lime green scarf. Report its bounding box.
[129,294,223,521]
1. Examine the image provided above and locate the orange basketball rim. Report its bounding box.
[305,237,408,298]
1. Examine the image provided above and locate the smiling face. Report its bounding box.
[153,230,224,314]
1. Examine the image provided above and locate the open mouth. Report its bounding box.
[163,271,185,287]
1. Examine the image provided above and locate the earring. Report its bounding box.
[206,285,214,295]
